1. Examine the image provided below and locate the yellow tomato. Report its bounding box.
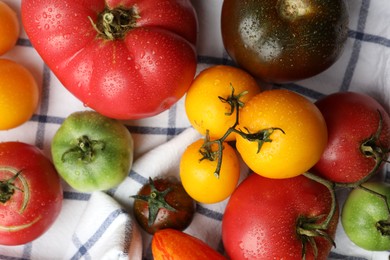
[0,59,40,130]
[0,1,19,55]
[180,138,240,204]
[236,89,328,179]
[185,65,261,141]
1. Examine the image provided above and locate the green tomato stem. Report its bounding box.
[302,172,337,231]
[131,177,177,227]
[0,169,24,203]
[61,135,105,164]
[199,84,284,178]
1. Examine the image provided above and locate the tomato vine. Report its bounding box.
[199,83,390,259]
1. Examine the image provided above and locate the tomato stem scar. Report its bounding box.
[89,6,140,40]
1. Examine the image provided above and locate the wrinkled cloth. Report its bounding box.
[0,0,390,259]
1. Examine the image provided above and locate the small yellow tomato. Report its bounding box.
[0,59,40,130]
[236,89,328,179]
[185,65,261,141]
[180,138,240,204]
[0,1,20,55]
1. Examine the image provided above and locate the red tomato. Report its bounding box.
[0,142,63,245]
[21,0,198,119]
[222,174,338,260]
[312,92,390,183]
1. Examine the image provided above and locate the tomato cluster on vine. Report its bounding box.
[180,64,390,259]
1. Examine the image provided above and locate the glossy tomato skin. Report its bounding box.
[152,228,226,260]
[221,0,349,83]
[0,1,20,55]
[180,139,241,204]
[51,111,133,192]
[312,92,390,183]
[185,65,261,141]
[222,174,338,260]
[133,177,195,234]
[0,142,63,245]
[342,182,390,251]
[236,89,328,179]
[0,59,40,130]
[21,0,198,119]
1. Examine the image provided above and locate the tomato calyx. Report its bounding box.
[300,172,337,259]
[296,214,336,260]
[131,177,177,227]
[0,169,23,203]
[61,135,105,163]
[199,84,284,178]
[218,83,248,116]
[235,127,285,153]
[360,110,389,164]
[90,6,140,40]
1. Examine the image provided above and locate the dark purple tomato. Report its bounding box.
[132,177,195,234]
[221,0,349,83]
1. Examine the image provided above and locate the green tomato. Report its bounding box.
[51,111,133,192]
[341,182,390,251]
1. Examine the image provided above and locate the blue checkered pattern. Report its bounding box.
[0,0,390,259]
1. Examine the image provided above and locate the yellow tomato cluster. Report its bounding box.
[180,65,328,204]
[0,1,39,130]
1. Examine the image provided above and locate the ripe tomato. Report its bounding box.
[132,177,195,234]
[180,138,240,204]
[222,173,338,260]
[342,182,390,251]
[0,142,63,245]
[221,0,349,83]
[22,0,198,120]
[236,89,328,179]
[51,111,133,192]
[0,1,19,55]
[0,59,40,130]
[185,65,261,141]
[152,229,226,260]
[312,91,390,183]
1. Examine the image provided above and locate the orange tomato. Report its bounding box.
[180,138,240,204]
[236,89,328,179]
[185,65,261,141]
[0,1,19,55]
[0,59,40,130]
[152,229,226,260]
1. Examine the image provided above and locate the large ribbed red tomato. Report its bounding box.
[21,0,198,119]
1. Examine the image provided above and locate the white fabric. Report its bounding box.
[0,0,390,259]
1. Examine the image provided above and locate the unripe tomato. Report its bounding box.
[342,182,390,251]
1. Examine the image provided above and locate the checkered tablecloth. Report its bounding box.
[0,0,390,259]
